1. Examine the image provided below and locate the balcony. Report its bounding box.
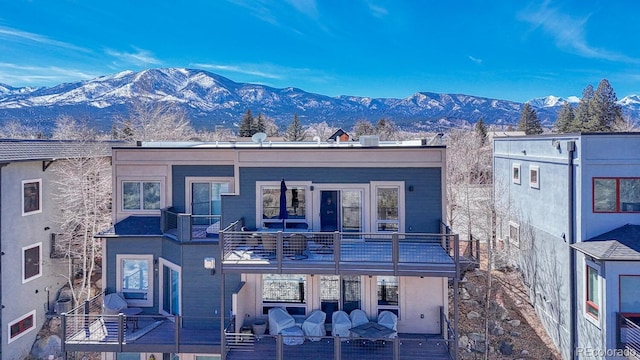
[160,207,221,242]
[617,313,640,359]
[220,230,459,277]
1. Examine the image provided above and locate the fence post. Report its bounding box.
[392,232,399,275]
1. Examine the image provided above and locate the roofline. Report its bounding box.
[493,132,640,140]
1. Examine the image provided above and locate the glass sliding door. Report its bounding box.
[319,189,363,233]
[160,259,181,317]
[320,275,362,322]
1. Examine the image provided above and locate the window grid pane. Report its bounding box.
[377,276,398,306]
[620,179,640,212]
[123,182,141,210]
[24,245,40,280]
[263,274,307,303]
[593,179,617,212]
[23,181,40,213]
[143,182,161,209]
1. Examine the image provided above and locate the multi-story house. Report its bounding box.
[0,139,114,360]
[63,137,460,360]
[493,133,640,360]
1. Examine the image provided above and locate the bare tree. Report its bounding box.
[51,115,103,140]
[306,121,336,140]
[0,120,46,139]
[114,100,195,141]
[51,142,112,304]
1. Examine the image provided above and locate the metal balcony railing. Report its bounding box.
[160,207,225,242]
[617,313,640,359]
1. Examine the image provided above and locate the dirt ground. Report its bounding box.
[454,255,562,359]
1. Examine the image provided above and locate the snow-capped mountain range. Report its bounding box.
[0,68,638,133]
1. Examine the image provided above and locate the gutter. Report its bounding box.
[567,140,577,359]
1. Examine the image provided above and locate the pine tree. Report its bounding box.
[517,103,543,135]
[238,109,254,137]
[573,84,594,131]
[475,118,487,145]
[252,113,266,134]
[553,103,575,133]
[284,114,306,141]
[586,79,624,132]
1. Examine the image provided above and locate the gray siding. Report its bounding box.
[222,167,442,232]
[171,165,234,212]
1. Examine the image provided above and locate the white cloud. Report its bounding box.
[519,2,638,63]
[0,26,90,53]
[468,56,483,65]
[367,3,388,18]
[0,63,97,85]
[105,47,162,66]
[285,0,319,19]
[193,63,281,79]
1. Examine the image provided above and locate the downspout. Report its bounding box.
[567,140,577,359]
[0,163,7,360]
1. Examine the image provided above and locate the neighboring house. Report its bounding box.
[65,137,461,360]
[327,129,350,142]
[493,133,640,360]
[0,139,115,360]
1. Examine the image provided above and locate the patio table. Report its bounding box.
[349,321,395,339]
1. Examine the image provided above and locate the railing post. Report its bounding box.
[334,336,341,360]
[160,208,167,232]
[118,313,125,352]
[334,231,341,274]
[277,335,283,360]
[392,232,399,275]
[61,314,67,353]
[617,313,622,350]
[177,214,192,242]
[175,315,181,354]
[452,233,460,360]
[277,231,283,272]
[393,337,400,360]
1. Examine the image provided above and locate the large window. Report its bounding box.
[586,264,600,321]
[159,258,181,316]
[377,276,399,316]
[187,178,232,227]
[22,179,42,215]
[122,181,161,211]
[320,275,362,317]
[22,242,42,283]
[262,274,307,315]
[116,255,153,307]
[258,182,309,229]
[8,310,36,343]
[593,177,640,213]
[620,275,640,314]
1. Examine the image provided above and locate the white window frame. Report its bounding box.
[376,276,400,319]
[256,181,312,229]
[185,177,234,214]
[116,254,154,307]
[22,179,42,216]
[371,182,405,233]
[119,177,164,213]
[22,242,42,283]
[530,166,540,189]
[584,259,602,327]
[159,258,182,317]
[312,183,370,232]
[261,274,308,315]
[508,222,520,248]
[512,164,521,185]
[8,310,36,343]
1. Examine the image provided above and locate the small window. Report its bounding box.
[8,310,36,343]
[22,243,42,283]
[586,264,600,321]
[508,222,520,247]
[377,276,399,316]
[22,179,42,215]
[512,164,521,185]
[116,255,153,307]
[530,166,539,189]
[122,181,161,211]
[376,187,399,232]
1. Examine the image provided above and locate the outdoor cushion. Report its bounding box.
[281,326,305,345]
[268,308,296,335]
[377,311,398,338]
[302,310,326,341]
[331,310,351,339]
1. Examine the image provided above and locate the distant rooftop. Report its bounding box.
[0,139,125,163]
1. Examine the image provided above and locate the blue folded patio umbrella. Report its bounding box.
[279,179,288,227]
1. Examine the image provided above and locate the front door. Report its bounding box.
[317,189,364,232]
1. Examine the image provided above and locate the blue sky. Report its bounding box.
[1,0,639,102]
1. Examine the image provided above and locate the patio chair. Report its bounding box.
[268,308,296,335]
[286,234,308,259]
[350,309,369,330]
[331,310,351,340]
[302,310,326,341]
[261,233,277,257]
[103,293,128,315]
[377,311,398,338]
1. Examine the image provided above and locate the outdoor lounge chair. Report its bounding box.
[377,311,398,338]
[331,310,351,340]
[103,293,128,315]
[268,307,296,335]
[350,309,369,330]
[302,310,326,341]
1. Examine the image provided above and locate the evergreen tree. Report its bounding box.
[284,114,306,141]
[238,109,254,137]
[475,118,487,145]
[517,103,543,135]
[252,113,266,134]
[553,103,575,133]
[573,84,594,131]
[586,79,623,132]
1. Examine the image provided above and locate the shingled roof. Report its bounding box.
[0,139,124,163]
[571,224,640,260]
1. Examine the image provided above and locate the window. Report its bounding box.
[593,177,640,213]
[376,187,399,232]
[257,182,309,229]
[530,166,539,189]
[377,276,399,316]
[122,181,161,211]
[586,264,600,321]
[22,243,42,283]
[116,255,153,307]
[186,178,233,226]
[8,310,36,343]
[512,164,521,185]
[22,179,42,215]
[262,274,307,315]
[508,222,520,247]
[320,275,362,316]
[620,275,640,314]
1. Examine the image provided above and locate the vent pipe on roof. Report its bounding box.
[313,136,321,146]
